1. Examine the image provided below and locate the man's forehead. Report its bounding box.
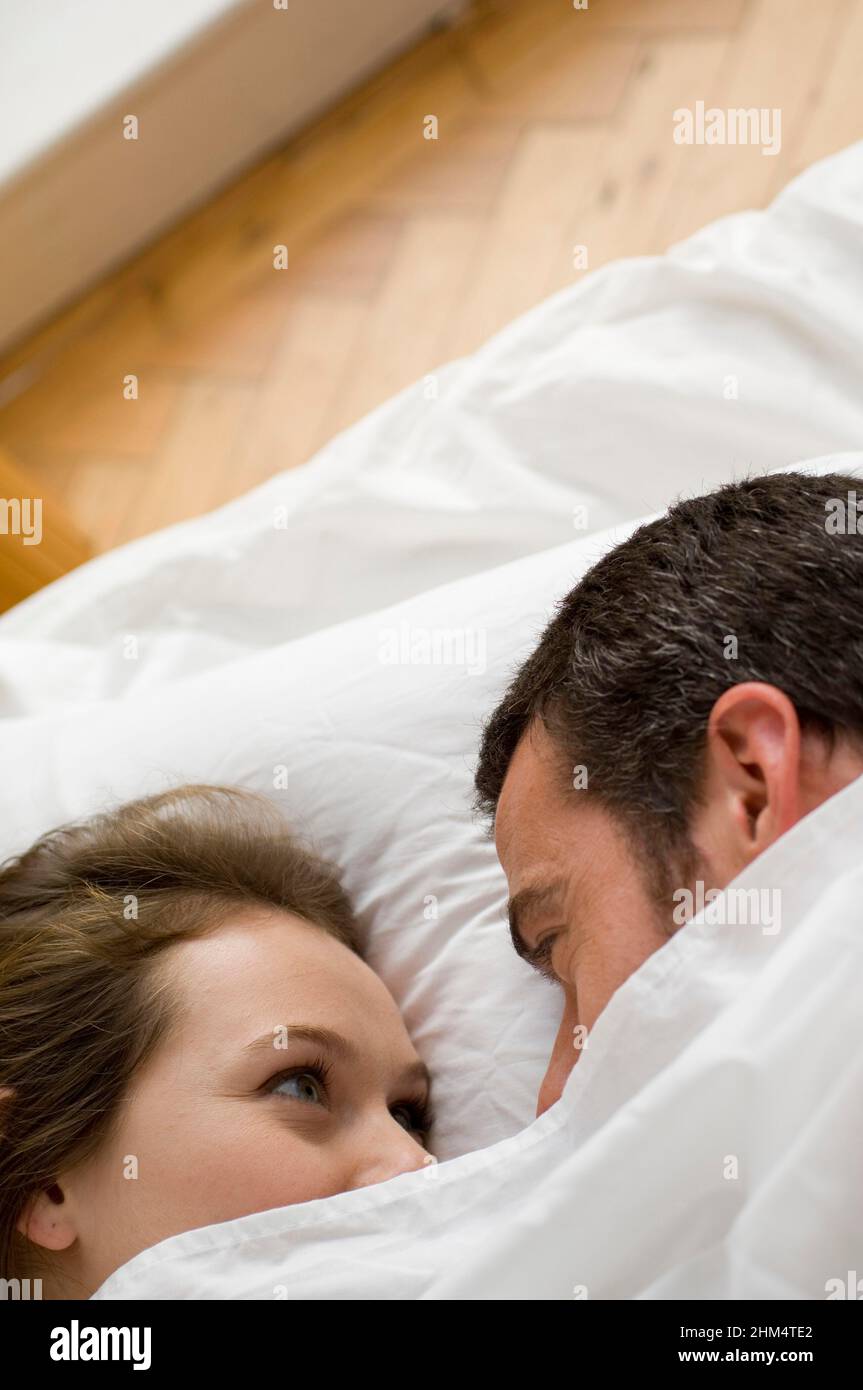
[494,721,568,864]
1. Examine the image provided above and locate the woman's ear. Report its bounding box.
[3,1090,78,1253]
[16,1186,77,1253]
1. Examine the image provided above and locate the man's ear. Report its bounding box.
[699,682,802,871]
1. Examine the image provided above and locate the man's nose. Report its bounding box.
[536,997,580,1118]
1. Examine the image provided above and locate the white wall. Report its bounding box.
[0,0,468,355]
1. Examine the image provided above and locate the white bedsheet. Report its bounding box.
[92,771,863,1299]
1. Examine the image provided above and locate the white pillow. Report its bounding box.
[3,523,636,1157]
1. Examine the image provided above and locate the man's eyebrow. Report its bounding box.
[507,880,567,962]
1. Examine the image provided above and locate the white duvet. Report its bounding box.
[3,139,863,707]
[3,140,863,1299]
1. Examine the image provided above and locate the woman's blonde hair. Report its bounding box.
[0,784,359,1282]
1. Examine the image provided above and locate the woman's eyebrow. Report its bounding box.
[242,1024,358,1060]
[242,1028,431,1091]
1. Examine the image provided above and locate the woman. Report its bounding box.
[0,785,433,1298]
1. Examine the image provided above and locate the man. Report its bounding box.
[475,470,863,1116]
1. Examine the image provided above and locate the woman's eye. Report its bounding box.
[271,1071,326,1105]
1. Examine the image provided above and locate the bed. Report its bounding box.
[3,138,863,1299]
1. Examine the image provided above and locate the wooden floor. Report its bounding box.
[1,0,862,557]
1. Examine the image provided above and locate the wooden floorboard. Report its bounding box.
[1,0,861,557]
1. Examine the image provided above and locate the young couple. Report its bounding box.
[2,470,861,1297]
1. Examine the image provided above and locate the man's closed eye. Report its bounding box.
[526,931,561,984]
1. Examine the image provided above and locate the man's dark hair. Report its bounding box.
[475,470,863,866]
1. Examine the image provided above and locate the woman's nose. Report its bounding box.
[348,1116,429,1192]
[536,997,580,1118]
